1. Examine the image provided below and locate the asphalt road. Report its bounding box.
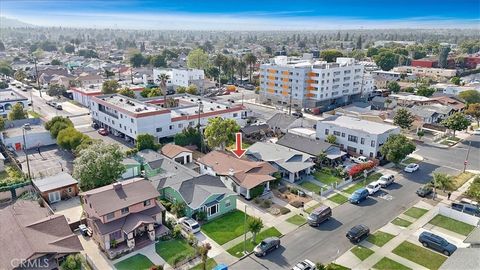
[231,135,480,269]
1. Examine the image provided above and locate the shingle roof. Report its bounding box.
[464,226,480,244]
[177,175,234,209]
[439,248,480,270]
[276,133,334,156]
[0,200,83,270]
[247,142,315,173]
[161,144,192,159]
[32,172,78,193]
[241,124,270,135]
[267,113,314,131]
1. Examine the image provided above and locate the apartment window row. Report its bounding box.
[348,135,358,143]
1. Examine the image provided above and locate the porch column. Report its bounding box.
[184,155,187,164]
[265,181,270,191]
[148,224,155,241]
[246,188,251,199]
[127,232,135,248]
[104,234,111,250]
[289,172,295,182]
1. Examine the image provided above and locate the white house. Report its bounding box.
[152,68,204,91]
[316,115,400,158]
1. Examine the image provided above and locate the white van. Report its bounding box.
[366,181,381,195]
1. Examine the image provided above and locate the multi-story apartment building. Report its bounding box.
[316,115,400,158]
[90,94,249,142]
[259,56,373,111]
[393,66,457,78]
[152,68,205,91]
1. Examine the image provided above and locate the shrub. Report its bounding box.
[260,199,272,208]
[288,186,299,194]
[125,148,138,156]
[164,218,176,230]
[279,207,291,215]
[250,185,265,198]
[186,232,198,246]
[160,199,172,211]
[172,224,182,238]
[196,210,207,222]
[348,160,379,177]
[253,197,262,204]
[290,200,303,208]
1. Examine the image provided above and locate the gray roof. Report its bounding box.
[319,115,399,135]
[137,149,163,163]
[247,142,315,173]
[122,157,140,165]
[406,106,438,118]
[32,172,78,193]
[276,133,335,156]
[151,156,199,189]
[267,113,315,131]
[241,124,270,135]
[439,248,480,270]
[464,226,480,244]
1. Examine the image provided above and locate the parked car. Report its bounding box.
[349,188,369,204]
[253,237,280,257]
[244,84,255,90]
[366,181,381,195]
[291,259,316,270]
[292,111,303,118]
[346,224,370,243]
[451,202,480,217]
[416,185,433,197]
[350,156,368,164]
[98,128,108,136]
[307,205,332,227]
[404,163,419,173]
[473,129,480,135]
[178,217,200,234]
[55,104,63,110]
[377,174,395,187]
[418,231,457,256]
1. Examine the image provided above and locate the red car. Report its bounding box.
[98,128,108,136]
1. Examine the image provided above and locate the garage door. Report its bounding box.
[48,191,61,203]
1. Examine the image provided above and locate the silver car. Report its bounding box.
[253,237,280,256]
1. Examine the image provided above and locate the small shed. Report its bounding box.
[32,172,79,203]
[121,157,141,179]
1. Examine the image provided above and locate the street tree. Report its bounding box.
[380,134,416,166]
[387,81,401,93]
[73,142,125,191]
[197,242,212,270]
[118,87,135,98]
[47,84,67,97]
[102,80,120,94]
[374,51,397,71]
[459,90,480,104]
[450,77,461,86]
[441,112,471,137]
[465,103,480,126]
[237,60,247,82]
[187,48,209,70]
[204,117,240,150]
[417,130,425,140]
[136,134,160,151]
[320,50,343,63]
[45,116,74,138]
[130,53,146,67]
[393,108,415,129]
[8,103,27,120]
[416,84,436,97]
[244,53,257,82]
[247,217,264,243]
[14,70,27,82]
[57,127,90,152]
[326,134,337,144]
[432,173,453,192]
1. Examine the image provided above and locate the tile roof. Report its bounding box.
[32,172,78,193]
[161,144,192,159]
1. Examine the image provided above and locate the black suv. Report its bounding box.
[416,185,433,197]
[346,225,370,243]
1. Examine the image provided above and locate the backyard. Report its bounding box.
[155,238,196,265]
[428,214,475,236]
[392,241,447,270]
[227,227,282,258]
[114,254,153,270]
[201,210,252,245]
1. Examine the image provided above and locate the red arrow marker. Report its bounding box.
[231,132,247,158]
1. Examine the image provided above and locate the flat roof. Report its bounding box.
[4,124,48,138]
[0,90,28,102]
[320,115,399,135]
[95,94,162,114]
[32,172,78,193]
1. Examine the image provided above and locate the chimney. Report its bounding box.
[113,182,122,190]
[228,168,234,176]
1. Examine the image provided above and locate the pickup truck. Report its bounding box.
[350,156,368,164]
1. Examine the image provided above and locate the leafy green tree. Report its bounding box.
[45,116,74,138]
[465,103,480,126]
[326,134,337,144]
[387,81,401,93]
[130,52,146,67]
[187,48,209,70]
[393,108,415,129]
[51,59,62,66]
[78,49,98,58]
[176,86,186,94]
[320,50,343,63]
[14,70,27,82]
[118,87,135,98]
[0,117,5,131]
[158,73,170,107]
[417,130,425,140]
[174,127,202,148]
[450,77,461,86]
[104,69,115,79]
[244,53,257,82]
[73,142,125,191]
[47,84,66,97]
[416,84,436,97]
[64,44,75,54]
[247,217,264,243]
[0,81,8,89]
[366,47,379,57]
[170,201,186,218]
[432,173,453,192]
[136,134,160,151]
[404,86,415,93]
[380,134,416,165]
[57,127,90,152]
[438,46,451,69]
[458,90,480,104]
[374,51,397,71]
[102,80,120,94]
[0,61,13,76]
[441,112,471,137]
[204,117,240,150]
[237,60,247,82]
[150,54,166,67]
[60,254,82,270]
[465,177,480,203]
[186,84,198,95]
[8,103,27,120]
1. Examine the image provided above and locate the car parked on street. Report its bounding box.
[291,259,316,270]
[98,128,108,136]
[416,185,433,197]
[418,231,457,256]
[350,155,368,164]
[307,205,332,227]
[366,181,381,195]
[349,188,369,204]
[377,174,395,187]
[253,237,280,257]
[178,217,200,234]
[404,163,419,173]
[346,224,370,243]
[473,129,480,135]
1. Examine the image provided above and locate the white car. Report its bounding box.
[404,163,419,173]
[178,217,200,234]
[292,259,316,270]
[377,174,395,187]
[366,181,381,195]
[350,156,368,164]
[473,129,480,135]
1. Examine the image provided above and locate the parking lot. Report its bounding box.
[16,145,74,178]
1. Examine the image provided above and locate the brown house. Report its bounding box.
[32,172,79,204]
[80,178,168,259]
[161,144,193,165]
[0,200,83,270]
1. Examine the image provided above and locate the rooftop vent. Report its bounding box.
[113,182,122,190]
[119,98,123,102]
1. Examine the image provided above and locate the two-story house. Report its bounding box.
[80,179,168,259]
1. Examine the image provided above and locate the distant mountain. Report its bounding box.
[0,17,36,28]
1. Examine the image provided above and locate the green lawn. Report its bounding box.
[28,111,43,118]
[286,214,306,226]
[373,257,411,270]
[343,173,383,194]
[299,181,322,194]
[391,218,412,227]
[392,241,447,270]
[428,214,475,236]
[201,210,252,245]
[328,193,348,204]
[451,172,475,190]
[313,170,341,185]
[190,258,217,270]
[327,264,350,270]
[155,238,196,265]
[305,203,322,214]
[114,254,153,270]
[227,227,282,258]
[403,207,428,219]
[350,246,374,261]
[367,231,396,247]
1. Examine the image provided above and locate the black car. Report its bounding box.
[253,237,280,256]
[416,185,433,197]
[419,231,457,256]
[346,225,370,243]
[244,84,255,90]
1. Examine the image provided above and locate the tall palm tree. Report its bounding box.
[197,242,212,270]
[213,54,227,85]
[226,57,237,83]
[433,173,453,193]
[244,53,257,83]
[237,60,247,83]
[158,73,170,108]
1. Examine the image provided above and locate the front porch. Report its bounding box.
[240,181,271,200]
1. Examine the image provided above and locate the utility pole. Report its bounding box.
[33,56,41,98]
[197,100,204,153]
[463,140,472,173]
[22,125,32,180]
[130,67,134,84]
[288,85,293,115]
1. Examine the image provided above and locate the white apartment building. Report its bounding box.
[152,68,205,91]
[259,56,373,111]
[0,90,30,117]
[393,66,457,78]
[71,85,143,108]
[316,115,400,158]
[90,94,249,142]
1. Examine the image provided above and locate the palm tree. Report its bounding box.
[158,73,170,108]
[244,53,257,83]
[237,60,247,83]
[247,217,264,243]
[213,54,227,85]
[433,173,453,192]
[197,242,212,270]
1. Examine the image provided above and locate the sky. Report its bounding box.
[1,0,479,30]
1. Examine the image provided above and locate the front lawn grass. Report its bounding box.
[286,214,306,226]
[403,207,428,219]
[402,157,421,165]
[227,227,282,258]
[343,173,383,194]
[391,217,412,227]
[201,210,252,245]
[350,246,374,261]
[313,170,341,185]
[428,214,475,236]
[328,193,348,204]
[367,231,396,247]
[190,258,217,270]
[326,264,350,270]
[305,203,322,214]
[114,254,153,270]
[392,241,447,270]
[155,238,196,265]
[373,257,411,270]
[299,181,322,194]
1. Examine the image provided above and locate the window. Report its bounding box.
[109,230,122,240]
[325,129,329,135]
[348,135,358,143]
[121,207,129,215]
[207,204,218,216]
[169,125,173,130]
[360,138,365,145]
[371,140,375,147]
[233,113,238,117]
[359,149,363,155]
[106,212,115,220]
[178,123,183,128]
[144,200,151,207]
[119,124,122,128]
[341,132,345,137]
[225,199,231,208]
[131,118,134,123]
[333,131,341,136]
[156,127,162,132]
[370,152,374,158]
[67,187,72,193]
